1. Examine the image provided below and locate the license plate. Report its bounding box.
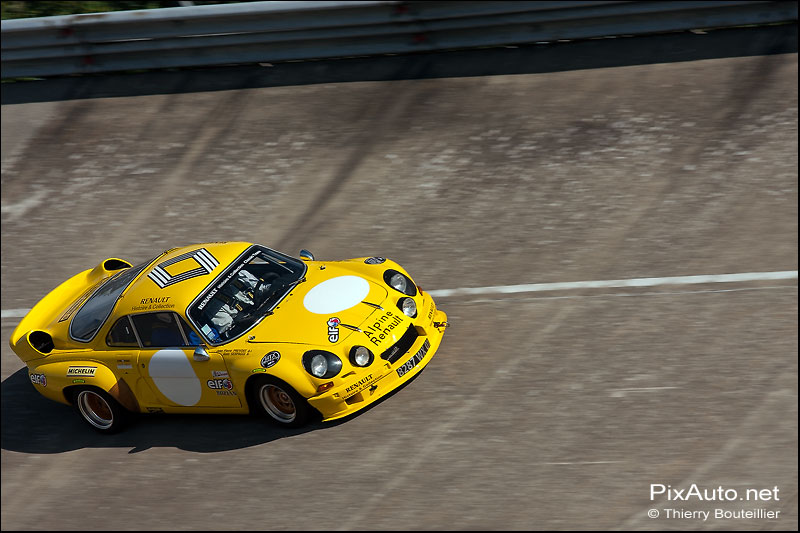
[396,339,431,377]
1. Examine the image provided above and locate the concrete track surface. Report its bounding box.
[1,37,797,530]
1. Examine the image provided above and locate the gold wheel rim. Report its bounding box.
[77,391,114,430]
[260,384,296,423]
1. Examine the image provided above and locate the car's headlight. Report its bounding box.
[349,345,374,367]
[383,269,417,296]
[302,350,342,378]
[311,354,327,376]
[390,273,407,293]
[399,297,417,318]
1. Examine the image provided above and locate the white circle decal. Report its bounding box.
[148,349,202,406]
[303,276,371,314]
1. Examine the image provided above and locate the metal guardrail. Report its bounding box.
[1,1,797,79]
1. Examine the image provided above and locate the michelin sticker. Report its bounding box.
[67,366,97,377]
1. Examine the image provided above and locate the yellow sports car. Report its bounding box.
[9,242,449,433]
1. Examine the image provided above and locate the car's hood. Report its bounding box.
[247,263,409,350]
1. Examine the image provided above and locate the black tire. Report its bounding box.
[72,387,127,434]
[249,376,311,428]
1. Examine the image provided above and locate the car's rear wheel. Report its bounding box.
[72,387,127,434]
[250,376,310,428]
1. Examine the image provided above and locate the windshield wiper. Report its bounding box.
[253,276,305,319]
[284,276,306,291]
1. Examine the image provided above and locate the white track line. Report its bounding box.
[427,270,798,298]
[540,461,624,466]
[2,270,796,320]
[2,309,32,319]
[609,386,680,398]
[447,285,798,305]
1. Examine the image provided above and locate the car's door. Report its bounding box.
[130,311,241,408]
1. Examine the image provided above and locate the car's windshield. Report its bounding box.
[188,246,306,344]
[70,259,153,342]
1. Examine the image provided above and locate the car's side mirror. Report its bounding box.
[299,249,315,261]
[193,345,210,362]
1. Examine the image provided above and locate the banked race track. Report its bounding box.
[1,26,797,531]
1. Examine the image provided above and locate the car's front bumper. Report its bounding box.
[308,291,448,422]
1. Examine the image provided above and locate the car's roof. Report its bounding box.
[118,241,253,316]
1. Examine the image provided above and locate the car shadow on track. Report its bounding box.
[1,367,413,454]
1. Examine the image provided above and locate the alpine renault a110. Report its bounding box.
[9,242,449,433]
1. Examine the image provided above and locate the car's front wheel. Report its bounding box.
[250,376,311,428]
[72,387,127,434]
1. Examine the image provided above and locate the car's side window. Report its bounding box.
[177,315,203,346]
[132,312,188,348]
[106,316,139,347]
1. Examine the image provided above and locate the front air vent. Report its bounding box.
[381,324,419,364]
